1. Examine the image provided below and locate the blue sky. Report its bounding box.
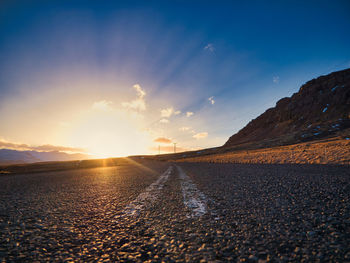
[0,0,349,156]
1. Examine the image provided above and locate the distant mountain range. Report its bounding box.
[0,149,90,165]
[224,68,350,148]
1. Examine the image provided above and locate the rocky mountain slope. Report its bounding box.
[224,68,350,148]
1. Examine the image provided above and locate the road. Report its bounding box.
[1,158,349,262]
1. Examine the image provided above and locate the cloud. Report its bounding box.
[208,96,215,105]
[186,111,194,117]
[134,84,146,98]
[154,137,172,144]
[92,100,113,111]
[179,126,190,131]
[273,76,280,83]
[122,84,146,111]
[160,107,181,117]
[0,139,86,153]
[193,132,208,139]
[160,107,174,117]
[204,43,215,52]
[159,118,169,124]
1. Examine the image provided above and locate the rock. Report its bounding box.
[224,68,350,148]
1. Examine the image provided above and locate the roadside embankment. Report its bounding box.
[176,138,350,165]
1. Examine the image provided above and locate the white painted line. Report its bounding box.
[120,166,173,217]
[177,165,208,217]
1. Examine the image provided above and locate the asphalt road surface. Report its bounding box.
[1,158,349,262]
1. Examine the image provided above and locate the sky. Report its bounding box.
[0,0,350,157]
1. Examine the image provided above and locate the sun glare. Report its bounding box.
[67,108,151,158]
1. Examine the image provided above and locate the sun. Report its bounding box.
[67,108,151,158]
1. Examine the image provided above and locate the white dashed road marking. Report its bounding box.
[120,166,173,217]
[119,165,213,219]
[177,165,208,218]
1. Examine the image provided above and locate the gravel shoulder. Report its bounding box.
[175,138,350,165]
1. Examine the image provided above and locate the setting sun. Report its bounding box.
[67,99,152,158]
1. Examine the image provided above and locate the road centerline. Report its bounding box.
[119,166,173,217]
[176,165,208,218]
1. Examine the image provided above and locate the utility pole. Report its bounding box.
[158,145,160,155]
[173,143,177,153]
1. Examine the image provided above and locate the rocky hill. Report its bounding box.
[224,68,350,148]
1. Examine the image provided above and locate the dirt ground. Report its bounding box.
[176,137,350,165]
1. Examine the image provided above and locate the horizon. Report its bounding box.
[1,0,350,158]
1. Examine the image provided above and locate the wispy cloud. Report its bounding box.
[134,84,146,97]
[160,107,174,117]
[193,132,208,139]
[159,118,169,124]
[179,126,190,131]
[92,100,113,111]
[0,139,86,153]
[204,43,215,52]
[273,76,280,83]
[186,111,194,117]
[160,107,181,117]
[208,96,215,105]
[122,84,146,111]
[154,137,172,144]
